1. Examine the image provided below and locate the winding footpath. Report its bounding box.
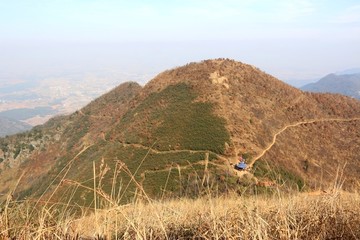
[105,116,360,180]
[248,117,360,168]
[121,143,211,155]
[79,108,360,179]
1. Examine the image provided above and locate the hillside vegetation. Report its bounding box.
[0,59,359,208]
[112,83,230,153]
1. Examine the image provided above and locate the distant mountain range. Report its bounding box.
[0,116,31,137]
[336,68,360,75]
[301,72,360,99]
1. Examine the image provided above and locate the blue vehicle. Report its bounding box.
[235,161,247,171]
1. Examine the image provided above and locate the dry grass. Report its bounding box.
[1,151,359,239]
[2,189,360,239]
[71,191,360,239]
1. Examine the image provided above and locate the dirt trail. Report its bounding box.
[248,117,360,168]
[142,160,218,176]
[121,142,214,155]
[140,155,225,183]
[96,115,360,182]
[228,117,360,182]
[118,117,360,180]
[122,142,234,174]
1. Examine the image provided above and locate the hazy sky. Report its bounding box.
[1,0,359,84]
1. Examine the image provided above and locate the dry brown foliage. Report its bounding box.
[2,190,360,239]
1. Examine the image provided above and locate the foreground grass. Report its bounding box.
[1,147,358,239]
[2,190,360,239]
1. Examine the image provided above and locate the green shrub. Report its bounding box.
[13,146,21,159]
[119,83,230,154]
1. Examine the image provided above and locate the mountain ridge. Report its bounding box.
[0,59,359,206]
[301,73,360,99]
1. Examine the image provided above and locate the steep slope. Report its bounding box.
[0,82,141,198]
[0,116,31,137]
[0,59,359,207]
[301,73,360,99]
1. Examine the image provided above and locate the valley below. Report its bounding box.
[0,71,152,126]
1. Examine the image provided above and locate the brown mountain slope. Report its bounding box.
[0,59,359,205]
[110,59,359,156]
[106,59,360,190]
[0,82,141,197]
